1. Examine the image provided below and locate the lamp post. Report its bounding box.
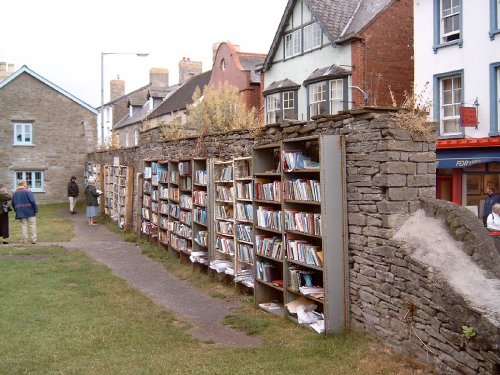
[100,52,149,147]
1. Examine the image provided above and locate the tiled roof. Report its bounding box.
[238,54,266,83]
[307,0,359,42]
[263,78,301,94]
[304,64,351,83]
[148,70,212,118]
[337,0,393,42]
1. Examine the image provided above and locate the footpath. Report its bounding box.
[55,210,261,347]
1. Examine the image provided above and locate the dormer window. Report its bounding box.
[129,105,133,117]
[149,97,154,111]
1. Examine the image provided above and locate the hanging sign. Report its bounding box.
[460,107,477,127]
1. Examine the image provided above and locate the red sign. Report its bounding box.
[460,107,477,127]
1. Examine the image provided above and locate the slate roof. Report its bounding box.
[148,70,212,118]
[114,85,179,130]
[263,78,301,94]
[263,0,394,71]
[304,64,352,83]
[237,53,266,83]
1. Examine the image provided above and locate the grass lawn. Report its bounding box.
[0,205,431,374]
[6,203,73,243]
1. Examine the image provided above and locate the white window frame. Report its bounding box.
[15,171,44,192]
[284,30,301,58]
[134,128,139,146]
[441,0,461,42]
[329,79,344,115]
[13,123,33,145]
[309,82,327,118]
[265,93,281,125]
[283,91,295,120]
[303,22,321,52]
[125,132,130,147]
[440,75,462,135]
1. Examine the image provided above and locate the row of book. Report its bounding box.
[193,207,207,225]
[235,203,253,222]
[215,186,235,201]
[236,182,254,200]
[282,151,320,171]
[216,221,234,236]
[255,180,281,202]
[236,243,254,264]
[255,235,283,259]
[256,206,282,231]
[194,170,208,185]
[235,224,253,243]
[286,239,323,267]
[283,179,321,202]
[179,194,192,209]
[216,165,233,181]
[193,190,207,206]
[284,210,322,236]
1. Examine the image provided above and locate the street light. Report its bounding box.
[100,52,149,147]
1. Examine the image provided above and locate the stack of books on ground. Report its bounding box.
[234,269,254,288]
[189,251,208,264]
[285,296,325,334]
[209,259,234,273]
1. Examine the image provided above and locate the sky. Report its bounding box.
[2,0,289,108]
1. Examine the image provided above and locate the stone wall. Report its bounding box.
[0,72,97,203]
[89,108,499,374]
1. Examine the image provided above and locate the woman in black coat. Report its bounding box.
[0,184,12,244]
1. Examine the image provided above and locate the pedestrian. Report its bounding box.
[486,203,500,231]
[0,184,12,244]
[67,175,79,214]
[12,180,38,245]
[482,183,500,226]
[85,176,100,226]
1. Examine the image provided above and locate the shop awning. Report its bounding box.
[436,148,500,168]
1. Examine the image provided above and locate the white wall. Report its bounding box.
[414,0,500,138]
[264,0,352,121]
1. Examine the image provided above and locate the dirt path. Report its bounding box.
[57,210,261,347]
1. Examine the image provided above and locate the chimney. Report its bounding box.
[149,67,169,89]
[0,62,14,82]
[178,57,202,85]
[110,77,125,101]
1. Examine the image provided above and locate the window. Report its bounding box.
[283,91,296,120]
[284,30,301,58]
[490,63,500,135]
[303,22,321,52]
[433,0,462,51]
[441,0,461,42]
[490,0,500,39]
[266,94,281,124]
[309,82,327,117]
[15,171,44,192]
[125,132,129,147]
[329,79,344,114]
[13,123,32,145]
[434,71,463,137]
[134,128,139,146]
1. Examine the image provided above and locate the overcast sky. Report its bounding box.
[2,0,288,108]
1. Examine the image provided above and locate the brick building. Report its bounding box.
[261,0,413,124]
[0,65,97,203]
[209,41,266,111]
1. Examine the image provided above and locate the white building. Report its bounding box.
[414,0,500,213]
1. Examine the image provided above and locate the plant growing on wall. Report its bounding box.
[187,82,263,135]
[462,325,475,340]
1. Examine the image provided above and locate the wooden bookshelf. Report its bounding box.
[191,158,211,266]
[253,136,348,333]
[253,143,284,315]
[210,160,235,277]
[233,156,254,289]
[101,163,134,230]
[141,160,158,240]
[157,161,170,246]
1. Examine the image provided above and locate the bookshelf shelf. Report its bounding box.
[253,136,347,334]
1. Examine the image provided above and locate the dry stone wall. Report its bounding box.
[89,108,499,374]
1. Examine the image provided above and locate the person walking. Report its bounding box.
[85,176,100,226]
[67,176,79,214]
[0,184,12,244]
[12,180,38,245]
[482,183,500,226]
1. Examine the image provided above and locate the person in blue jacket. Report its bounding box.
[12,180,38,244]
